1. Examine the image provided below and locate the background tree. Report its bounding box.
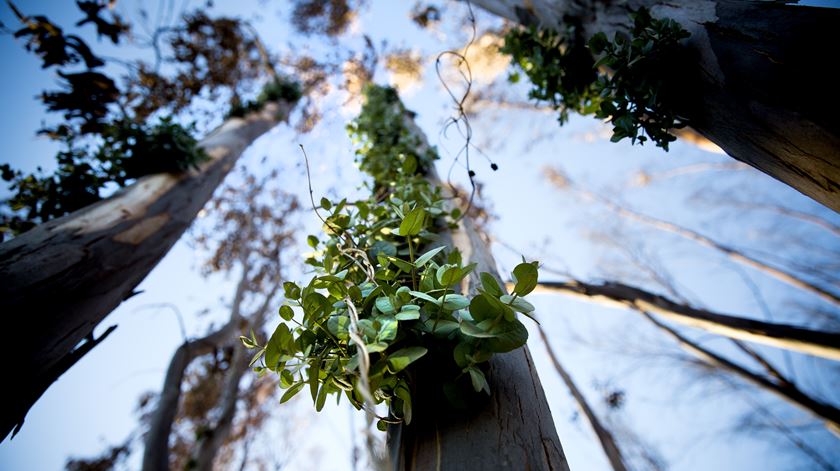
[140,170,299,471]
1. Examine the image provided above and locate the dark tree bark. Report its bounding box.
[0,99,295,441]
[386,111,569,471]
[471,0,840,212]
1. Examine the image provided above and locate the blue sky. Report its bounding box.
[1,1,839,470]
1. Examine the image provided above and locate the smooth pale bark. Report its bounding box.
[644,313,840,437]
[386,106,568,471]
[533,280,840,361]
[141,268,250,471]
[471,0,840,212]
[0,100,294,440]
[536,323,629,471]
[190,285,277,471]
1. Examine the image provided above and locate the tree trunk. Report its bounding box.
[0,99,295,441]
[472,0,840,212]
[534,279,840,360]
[142,268,251,471]
[536,323,629,471]
[387,106,569,471]
[190,285,277,471]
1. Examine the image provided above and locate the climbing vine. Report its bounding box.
[242,85,539,427]
[501,8,690,150]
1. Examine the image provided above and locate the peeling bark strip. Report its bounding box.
[472,0,840,212]
[535,280,840,361]
[0,100,294,441]
[387,110,568,470]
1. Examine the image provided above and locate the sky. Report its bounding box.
[1,1,839,470]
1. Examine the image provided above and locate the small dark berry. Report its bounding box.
[490,163,498,171]
[468,170,476,178]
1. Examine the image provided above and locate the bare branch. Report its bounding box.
[545,167,840,307]
[643,313,840,438]
[532,279,840,361]
[536,321,630,471]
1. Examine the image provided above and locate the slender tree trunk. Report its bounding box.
[386,104,569,470]
[536,323,629,471]
[0,99,296,441]
[546,169,840,307]
[534,279,840,360]
[190,285,277,471]
[472,0,840,212]
[643,313,840,437]
[142,268,251,471]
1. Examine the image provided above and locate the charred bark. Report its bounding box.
[472,0,840,212]
[0,99,295,440]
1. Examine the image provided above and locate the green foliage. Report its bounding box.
[501,8,690,150]
[227,78,303,118]
[245,85,539,425]
[1,4,303,238]
[0,118,207,236]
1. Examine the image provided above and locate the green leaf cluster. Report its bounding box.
[1,118,207,237]
[245,85,540,426]
[227,77,303,118]
[501,8,690,150]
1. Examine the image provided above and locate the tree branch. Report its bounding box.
[642,312,840,438]
[536,322,629,471]
[532,279,840,361]
[545,168,840,307]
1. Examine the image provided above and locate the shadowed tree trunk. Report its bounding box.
[533,279,840,360]
[386,102,569,471]
[0,99,296,441]
[472,0,840,212]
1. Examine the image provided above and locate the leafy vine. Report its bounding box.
[243,85,540,427]
[501,8,691,150]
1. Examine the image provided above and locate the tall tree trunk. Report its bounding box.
[387,107,569,471]
[536,323,629,471]
[0,99,296,441]
[534,279,840,360]
[472,0,840,212]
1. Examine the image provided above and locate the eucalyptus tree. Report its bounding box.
[245,85,569,470]
[0,3,302,440]
[143,172,299,471]
[470,0,840,212]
